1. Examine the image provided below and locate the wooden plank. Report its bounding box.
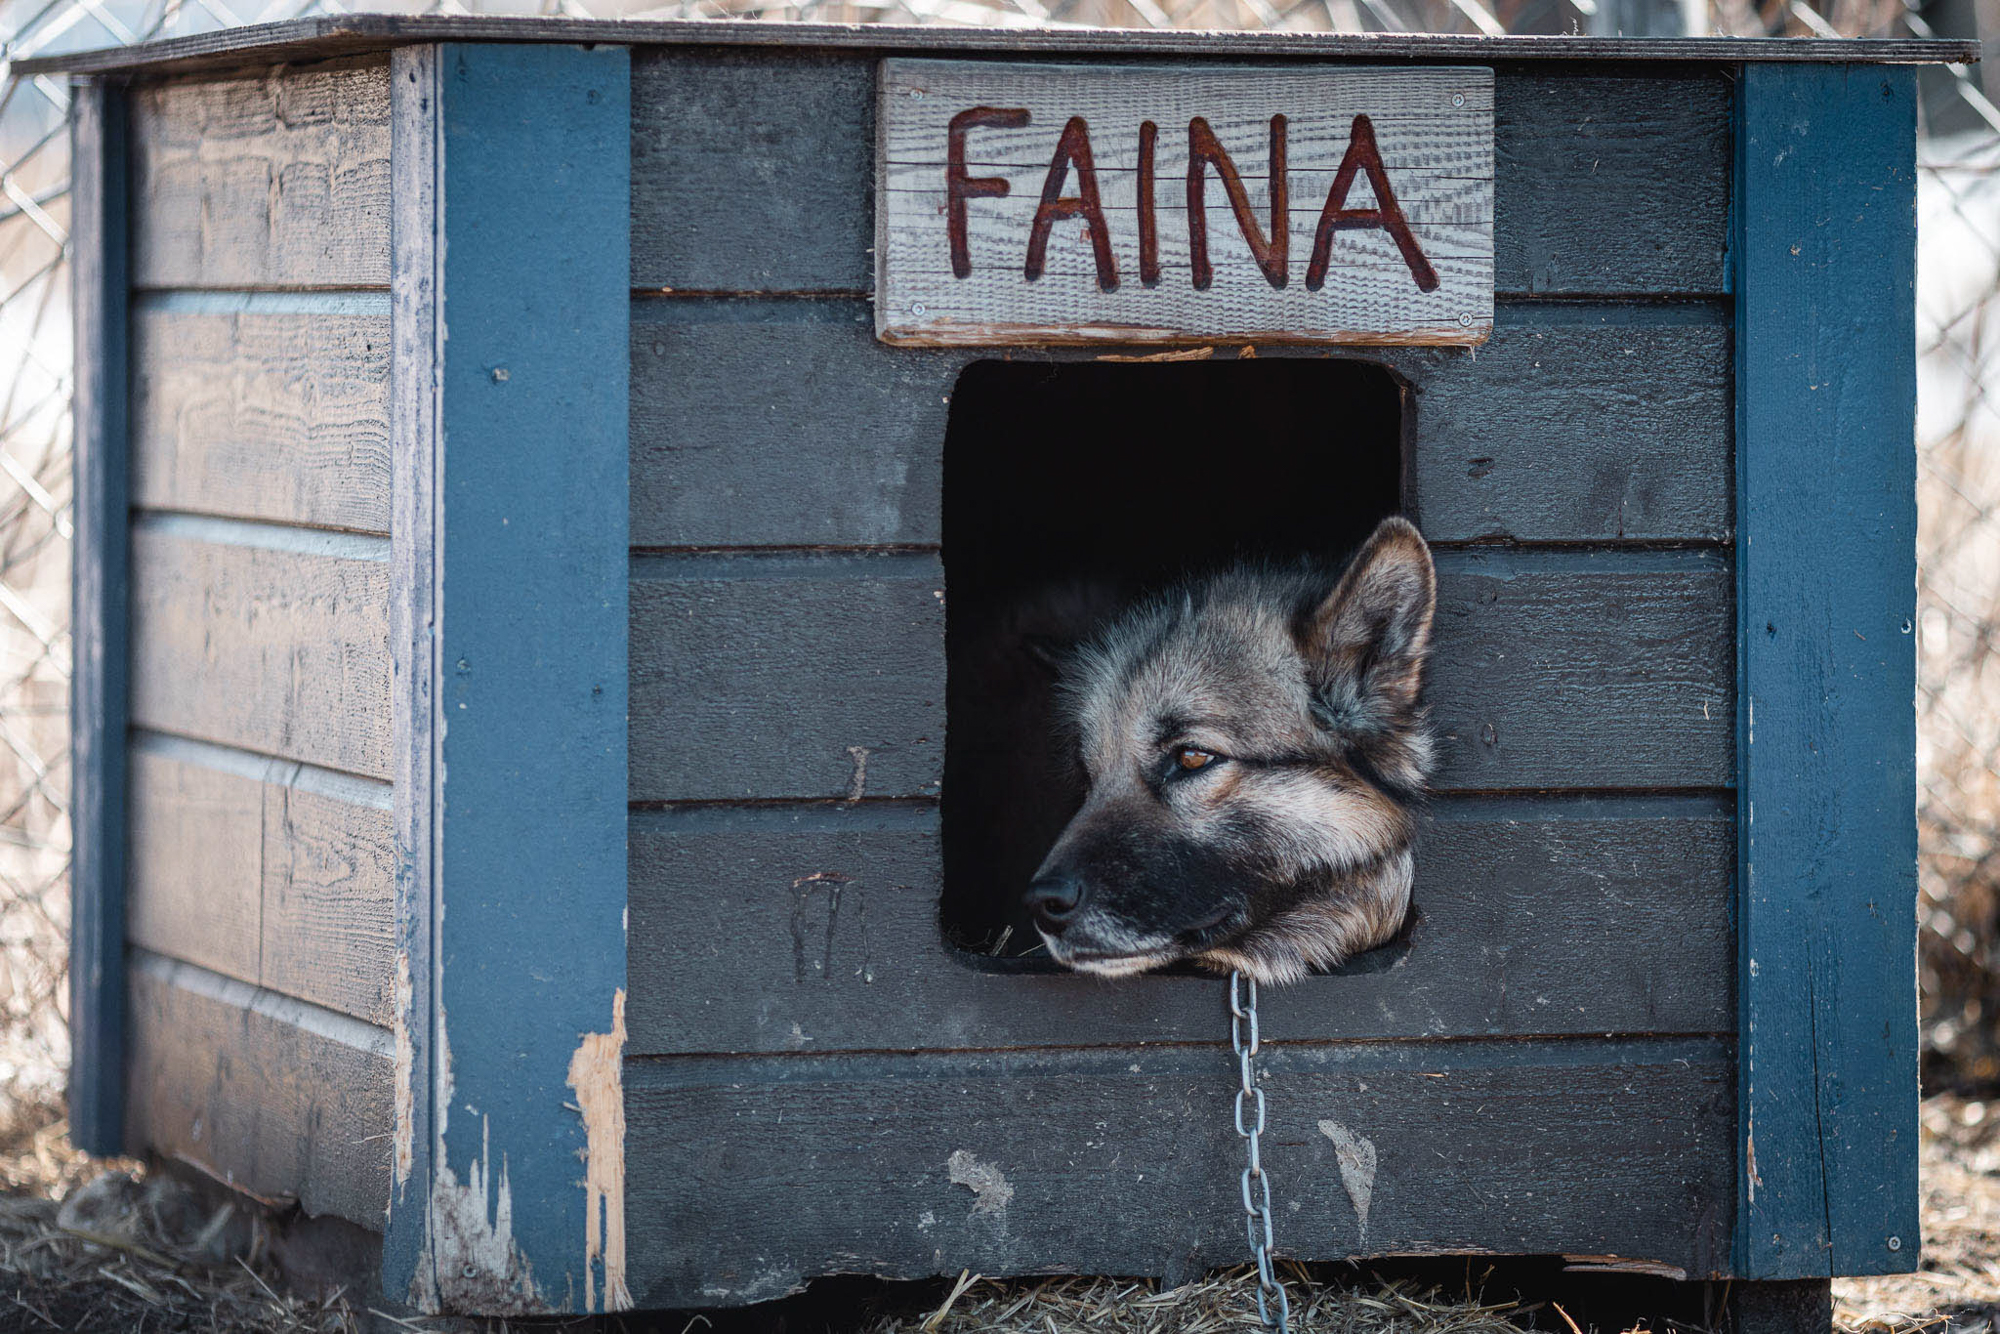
[626,549,1726,802]
[13,17,1977,79]
[67,77,130,1157]
[126,951,393,1228]
[130,298,391,534]
[630,298,951,548]
[385,44,633,1318]
[1428,549,1734,791]
[129,57,391,290]
[381,44,438,1302]
[126,744,263,987]
[633,56,1727,298]
[622,1037,1735,1305]
[629,298,1729,548]
[629,553,947,802]
[1403,305,1731,543]
[125,736,396,1025]
[873,60,1494,346]
[1734,65,1921,1280]
[631,48,876,293]
[625,795,1732,1055]
[259,771,395,1025]
[129,518,392,780]
[1493,72,1728,297]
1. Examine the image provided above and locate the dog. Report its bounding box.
[1024,516,1437,985]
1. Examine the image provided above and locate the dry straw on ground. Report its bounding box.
[0,1099,362,1333]
[880,1271,1533,1334]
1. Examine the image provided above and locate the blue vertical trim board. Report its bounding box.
[67,78,129,1158]
[382,43,632,1316]
[1733,63,1921,1280]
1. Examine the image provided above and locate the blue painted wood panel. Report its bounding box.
[1734,62,1920,1279]
[382,43,631,1315]
[68,78,130,1158]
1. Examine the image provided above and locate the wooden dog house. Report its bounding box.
[30,17,1968,1319]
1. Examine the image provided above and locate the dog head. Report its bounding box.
[1024,516,1437,984]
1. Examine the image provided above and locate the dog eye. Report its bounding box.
[1174,747,1219,771]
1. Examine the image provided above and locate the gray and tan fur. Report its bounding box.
[1025,517,1437,985]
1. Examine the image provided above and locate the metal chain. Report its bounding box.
[1230,970,1290,1334]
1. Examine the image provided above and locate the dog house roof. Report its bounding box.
[13,14,1979,76]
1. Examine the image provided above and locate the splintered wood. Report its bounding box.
[875,59,1493,346]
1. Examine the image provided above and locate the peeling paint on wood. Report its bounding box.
[1317,1119,1377,1242]
[393,950,413,1191]
[428,1114,549,1314]
[567,990,631,1313]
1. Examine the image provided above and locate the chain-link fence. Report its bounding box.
[0,0,1995,1109]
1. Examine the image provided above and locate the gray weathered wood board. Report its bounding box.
[1403,306,1731,542]
[630,553,947,801]
[126,951,392,1227]
[627,550,1729,801]
[129,57,390,290]
[630,296,1729,547]
[875,60,1493,345]
[130,521,391,780]
[127,736,394,1026]
[625,795,1731,1055]
[131,303,390,534]
[631,298,955,548]
[631,52,1727,298]
[1426,549,1733,790]
[623,1037,1733,1304]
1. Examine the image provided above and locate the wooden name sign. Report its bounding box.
[875,60,1494,346]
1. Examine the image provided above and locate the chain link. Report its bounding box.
[1230,970,1289,1334]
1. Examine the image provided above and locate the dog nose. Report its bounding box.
[1024,874,1085,932]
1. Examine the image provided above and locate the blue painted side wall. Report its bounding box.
[1733,62,1921,1280]
[381,43,632,1315]
[67,78,129,1158]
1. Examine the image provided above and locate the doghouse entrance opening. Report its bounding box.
[941,357,1407,960]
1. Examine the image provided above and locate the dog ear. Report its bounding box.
[1302,516,1437,733]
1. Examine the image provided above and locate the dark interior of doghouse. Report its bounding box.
[940,357,1407,960]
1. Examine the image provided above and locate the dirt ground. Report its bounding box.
[1,1096,1996,1334]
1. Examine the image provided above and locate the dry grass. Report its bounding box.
[876,1270,1537,1334]
[0,1098,364,1333]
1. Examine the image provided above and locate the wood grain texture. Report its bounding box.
[1402,305,1731,542]
[131,301,391,534]
[623,1037,1734,1304]
[381,42,439,1300]
[1734,65,1921,1280]
[630,553,947,801]
[126,737,395,1025]
[14,17,1975,79]
[633,54,1726,298]
[126,951,393,1227]
[630,298,953,548]
[875,60,1494,346]
[626,795,1731,1055]
[631,48,876,293]
[630,297,1728,547]
[130,57,391,290]
[1428,549,1733,790]
[1494,72,1728,297]
[129,520,391,780]
[67,78,130,1157]
[627,549,1727,801]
